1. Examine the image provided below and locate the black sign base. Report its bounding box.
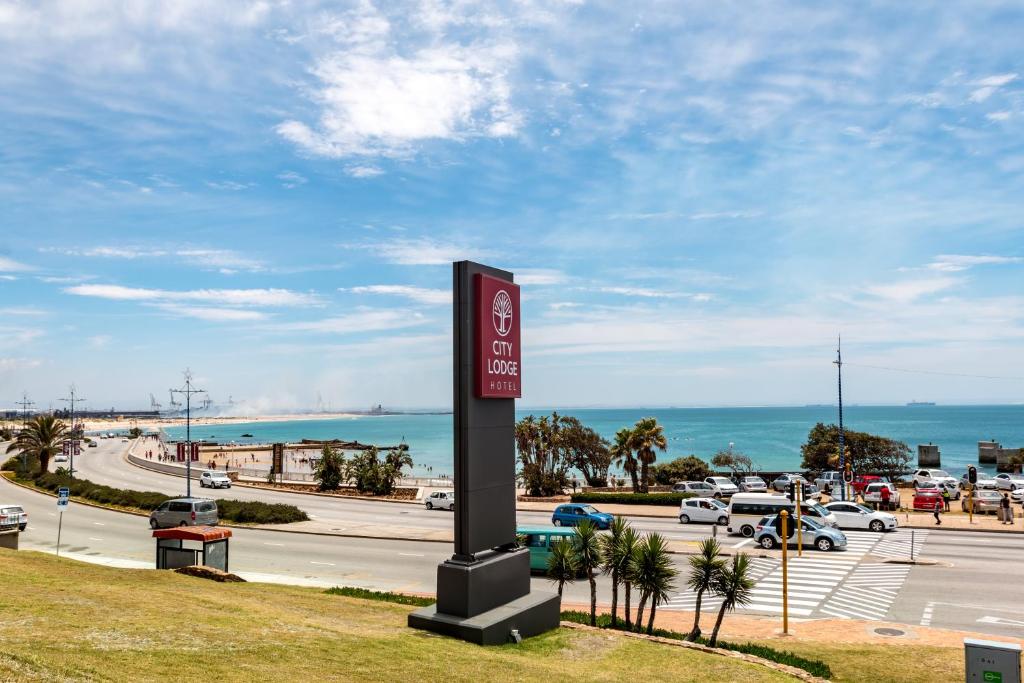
[408,591,561,646]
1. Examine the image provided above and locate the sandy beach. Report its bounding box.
[82,412,365,433]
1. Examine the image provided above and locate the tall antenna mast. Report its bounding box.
[170,369,206,499]
[15,392,34,428]
[833,336,846,500]
[59,384,86,476]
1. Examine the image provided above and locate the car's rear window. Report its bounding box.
[197,502,216,513]
[169,502,191,512]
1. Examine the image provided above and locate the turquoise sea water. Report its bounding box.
[163,405,1024,478]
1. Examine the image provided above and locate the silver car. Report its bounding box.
[739,476,768,493]
[149,498,218,529]
[962,490,1004,515]
[672,481,716,496]
[754,514,848,552]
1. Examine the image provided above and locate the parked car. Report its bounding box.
[678,497,729,525]
[851,475,884,494]
[738,476,768,493]
[912,489,944,512]
[551,504,613,529]
[199,470,232,489]
[824,501,898,532]
[88,441,98,448]
[0,504,28,531]
[1012,488,1024,504]
[672,481,716,496]
[148,498,219,529]
[962,490,1003,515]
[960,471,997,490]
[425,490,455,510]
[914,469,957,489]
[862,482,900,510]
[814,472,844,492]
[703,476,739,498]
[754,514,847,552]
[994,473,1024,491]
[771,473,805,492]
[53,455,69,464]
[518,526,576,572]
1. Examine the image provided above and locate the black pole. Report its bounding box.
[836,338,846,501]
[186,389,191,498]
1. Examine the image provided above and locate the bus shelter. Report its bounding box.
[153,526,231,572]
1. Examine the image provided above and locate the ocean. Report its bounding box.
[163,405,1024,478]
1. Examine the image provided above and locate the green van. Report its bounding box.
[518,526,576,572]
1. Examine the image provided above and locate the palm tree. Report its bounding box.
[630,533,677,634]
[600,516,630,627]
[610,427,639,493]
[686,537,725,641]
[619,525,641,630]
[572,519,603,626]
[708,553,755,647]
[5,414,68,476]
[630,417,667,494]
[546,538,578,598]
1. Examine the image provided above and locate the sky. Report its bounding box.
[1,0,1023,412]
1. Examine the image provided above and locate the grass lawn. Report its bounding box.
[0,551,793,683]
[748,640,963,683]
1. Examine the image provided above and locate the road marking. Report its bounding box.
[977,616,1024,628]
[92,522,105,526]
[89,537,104,541]
[309,561,335,566]
[731,539,752,549]
[399,553,425,557]
[920,602,934,626]
[264,542,285,547]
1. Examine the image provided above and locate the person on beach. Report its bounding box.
[1000,493,1012,525]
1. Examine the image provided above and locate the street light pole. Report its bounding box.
[14,392,34,469]
[834,337,846,501]
[170,369,205,498]
[59,385,85,476]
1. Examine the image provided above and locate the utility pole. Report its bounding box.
[59,385,85,476]
[170,369,205,498]
[14,392,34,469]
[834,337,846,501]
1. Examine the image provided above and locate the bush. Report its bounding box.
[649,456,712,485]
[27,472,308,524]
[324,586,433,607]
[560,611,831,679]
[1,455,18,471]
[570,492,693,506]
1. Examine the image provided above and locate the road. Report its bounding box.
[13,439,1024,640]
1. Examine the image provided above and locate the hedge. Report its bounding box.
[560,611,831,679]
[570,492,694,506]
[27,473,308,525]
[324,586,433,607]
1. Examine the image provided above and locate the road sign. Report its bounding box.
[57,487,70,510]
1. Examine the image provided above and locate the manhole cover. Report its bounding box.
[874,628,905,637]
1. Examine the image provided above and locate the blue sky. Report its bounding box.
[1,0,1023,411]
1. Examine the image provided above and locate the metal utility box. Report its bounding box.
[965,638,1021,683]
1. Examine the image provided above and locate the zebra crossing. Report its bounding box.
[820,563,912,620]
[663,527,927,620]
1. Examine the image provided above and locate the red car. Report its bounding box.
[913,490,944,512]
[852,475,883,494]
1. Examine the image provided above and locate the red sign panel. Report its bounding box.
[475,273,521,398]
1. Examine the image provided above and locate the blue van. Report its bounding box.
[551,503,613,529]
[518,526,576,572]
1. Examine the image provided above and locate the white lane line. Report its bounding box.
[92,522,105,526]
[264,543,285,547]
[399,553,425,557]
[920,602,934,626]
[732,539,753,549]
[310,561,335,566]
[88,537,104,541]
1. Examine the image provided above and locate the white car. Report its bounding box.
[995,473,1024,491]
[199,470,232,489]
[678,497,729,525]
[862,482,901,509]
[824,501,898,532]
[914,469,957,489]
[425,490,455,510]
[0,504,28,531]
[1011,488,1024,504]
[703,476,739,498]
[53,455,69,464]
[960,471,997,490]
[738,476,768,493]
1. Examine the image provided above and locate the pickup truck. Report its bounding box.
[814,472,843,491]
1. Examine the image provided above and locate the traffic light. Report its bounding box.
[774,512,796,538]
[968,465,978,485]
[789,481,799,501]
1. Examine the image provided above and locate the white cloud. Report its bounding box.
[205,180,253,191]
[41,245,264,272]
[346,165,384,178]
[0,256,34,272]
[969,73,1018,103]
[277,171,308,188]
[926,254,1023,272]
[346,285,451,305]
[599,286,704,299]
[516,269,567,286]
[986,111,1011,122]
[863,277,959,303]
[0,307,48,317]
[155,305,268,322]
[64,284,320,307]
[354,237,489,265]
[273,309,428,334]
[176,249,265,273]
[87,334,112,348]
[277,4,519,159]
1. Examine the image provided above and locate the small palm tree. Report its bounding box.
[708,553,755,647]
[600,516,630,627]
[630,533,677,634]
[546,538,578,598]
[572,519,603,626]
[610,427,639,493]
[6,414,68,476]
[619,525,641,629]
[630,417,667,494]
[687,537,725,641]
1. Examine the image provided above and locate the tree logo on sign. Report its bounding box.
[492,290,513,337]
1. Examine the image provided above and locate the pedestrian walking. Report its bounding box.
[880,485,891,511]
[933,501,942,525]
[941,487,951,512]
[1000,493,1012,525]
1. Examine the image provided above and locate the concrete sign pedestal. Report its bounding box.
[409,261,560,645]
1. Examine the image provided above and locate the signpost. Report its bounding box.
[409,261,559,645]
[56,487,69,558]
[780,509,790,635]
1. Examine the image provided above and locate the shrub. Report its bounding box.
[324,586,433,607]
[27,472,308,524]
[570,492,693,506]
[559,611,831,679]
[649,456,712,485]
[1,455,19,471]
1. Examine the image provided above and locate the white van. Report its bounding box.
[727,493,838,537]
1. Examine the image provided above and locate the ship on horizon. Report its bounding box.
[907,400,937,406]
